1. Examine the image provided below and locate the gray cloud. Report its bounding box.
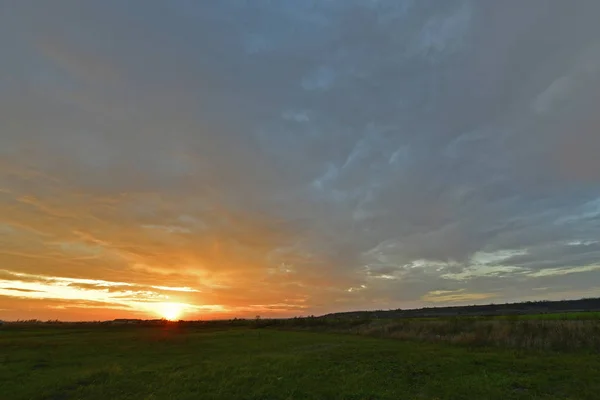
[2,0,600,316]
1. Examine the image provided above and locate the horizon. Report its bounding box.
[2,293,598,323]
[4,295,599,323]
[2,1,600,322]
[3,295,599,323]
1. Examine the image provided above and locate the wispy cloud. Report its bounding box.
[0,269,212,318]
[421,289,498,304]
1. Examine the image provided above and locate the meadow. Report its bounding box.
[1,322,600,400]
[272,312,600,351]
[265,313,600,353]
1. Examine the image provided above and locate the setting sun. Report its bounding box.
[157,302,185,321]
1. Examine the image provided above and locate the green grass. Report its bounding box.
[509,312,600,320]
[1,326,599,399]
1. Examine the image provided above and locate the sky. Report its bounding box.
[2,0,600,321]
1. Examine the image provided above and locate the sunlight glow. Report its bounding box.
[157,302,185,320]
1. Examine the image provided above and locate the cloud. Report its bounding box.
[2,0,600,319]
[3,287,42,293]
[421,289,498,304]
[0,269,220,319]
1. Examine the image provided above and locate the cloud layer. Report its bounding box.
[2,0,600,320]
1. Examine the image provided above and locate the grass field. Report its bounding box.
[1,326,599,400]
[244,312,600,351]
[406,311,600,320]
[508,312,600,320]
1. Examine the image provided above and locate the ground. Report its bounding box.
[1,326,598,400]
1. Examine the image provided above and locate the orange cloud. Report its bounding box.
[0,169,324,320]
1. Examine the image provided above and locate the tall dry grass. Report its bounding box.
[347,318,600,351]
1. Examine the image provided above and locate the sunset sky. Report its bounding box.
[2,1,600,321]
